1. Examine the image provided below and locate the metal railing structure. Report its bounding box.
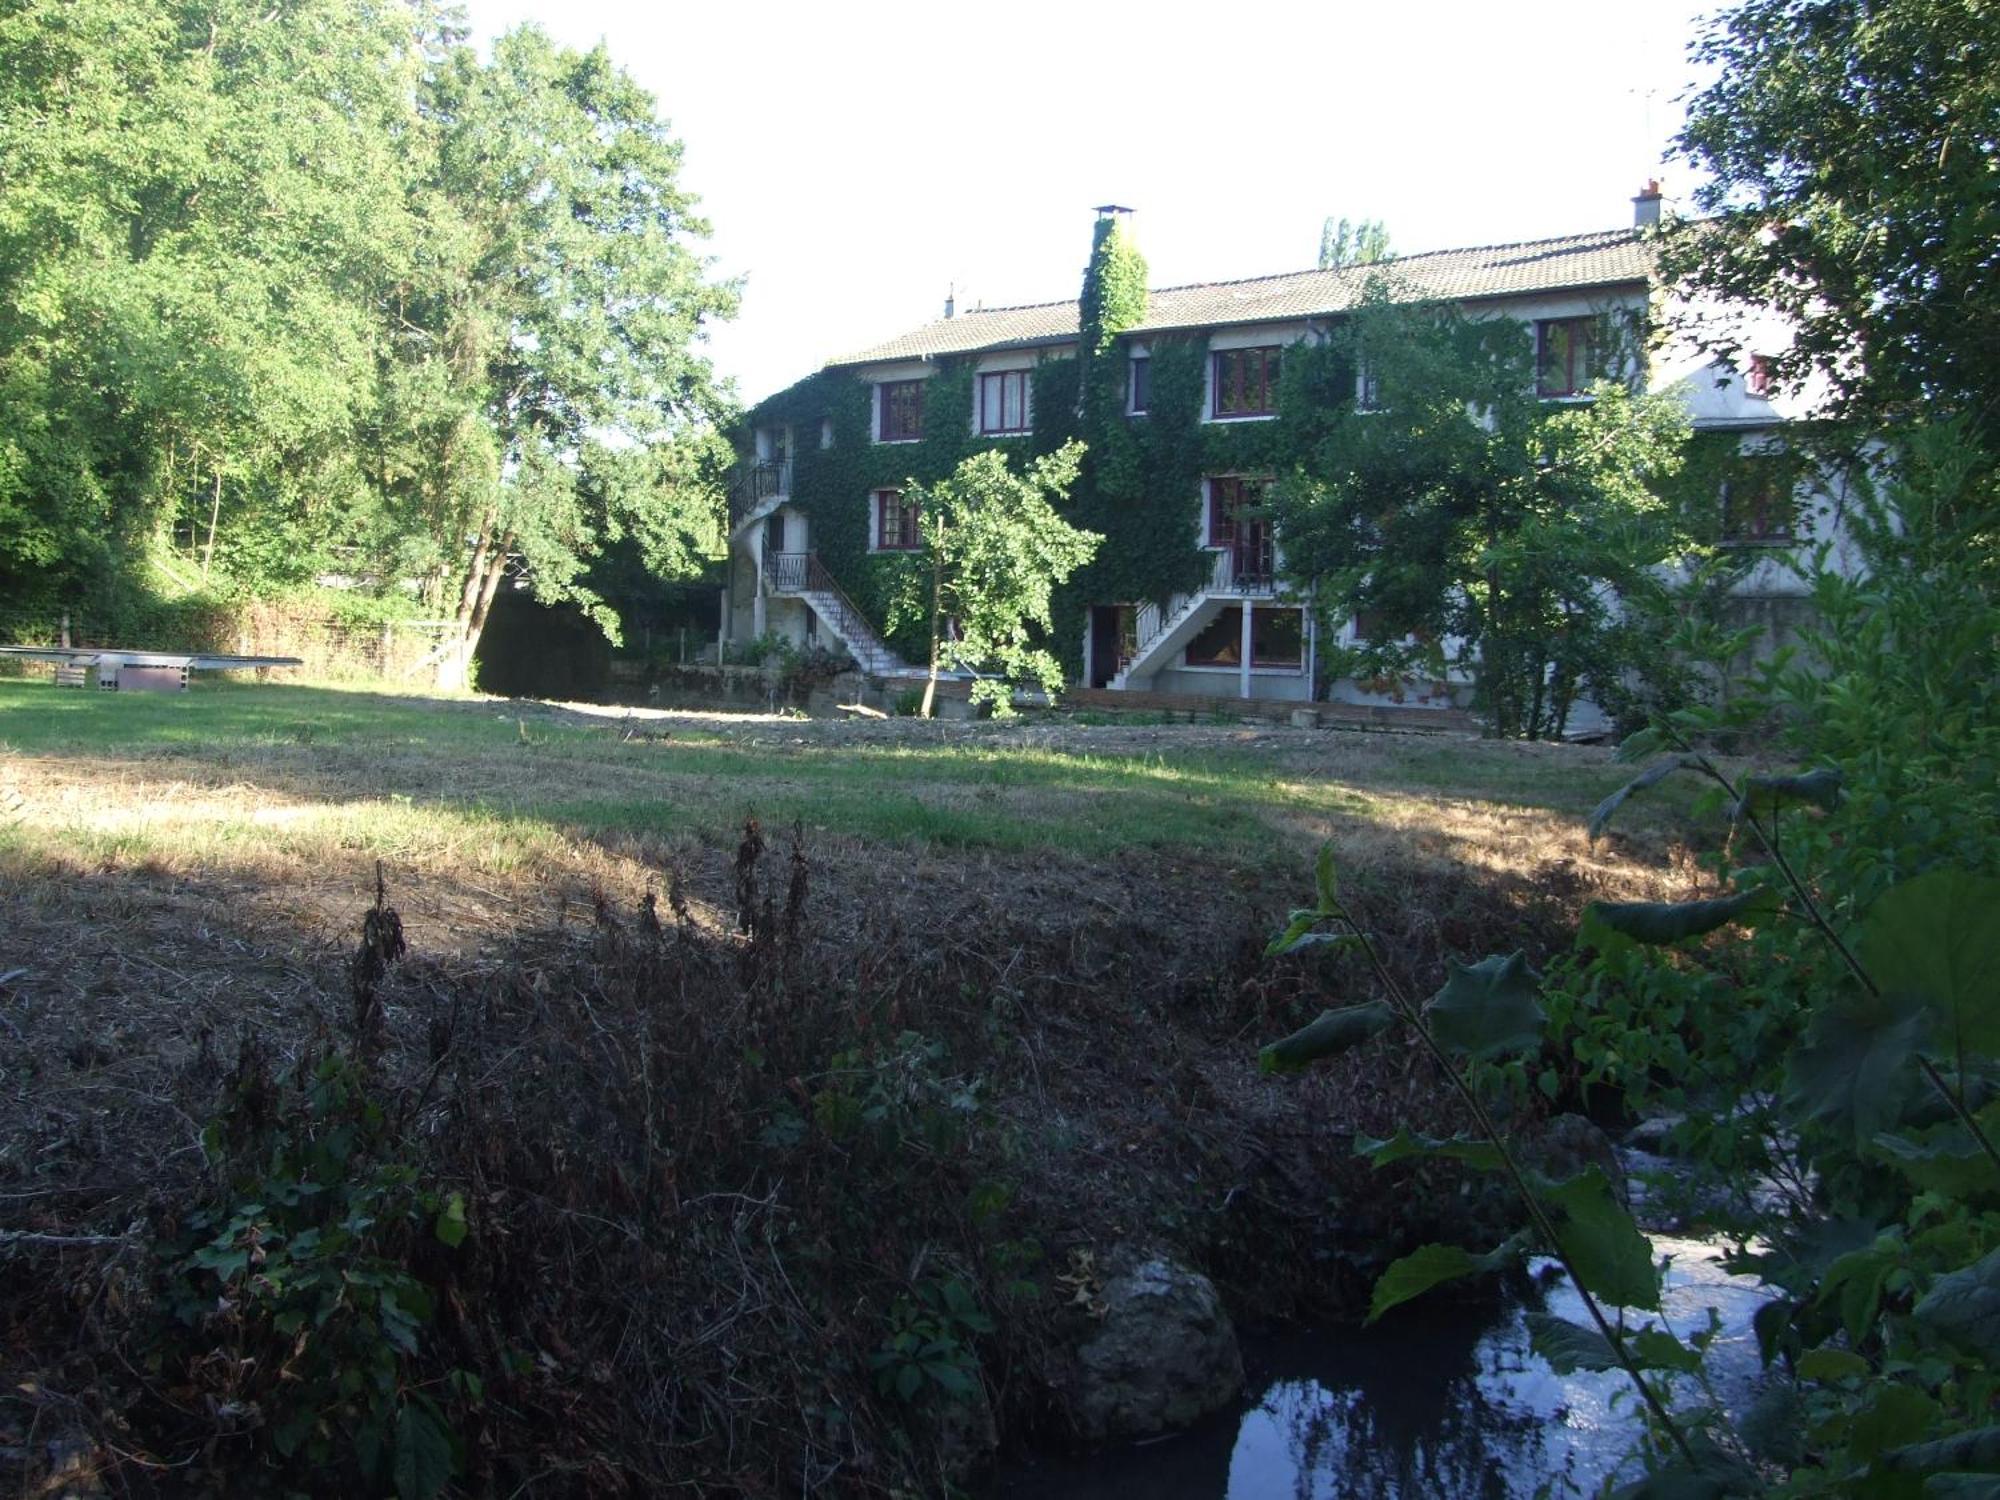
[759,551,906,674]
[728,459,793,529]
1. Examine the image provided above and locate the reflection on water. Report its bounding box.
[994,1237,1772,1500]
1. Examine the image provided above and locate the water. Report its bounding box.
[994,1236,1773,1500]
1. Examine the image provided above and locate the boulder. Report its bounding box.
[1520,1113,1625,1190]
[1067,1255,1243,1444]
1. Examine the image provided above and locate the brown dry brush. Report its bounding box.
[0,819,1612,1496]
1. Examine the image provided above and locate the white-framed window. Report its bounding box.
[976,369,1031,435]
[871,488,921,552]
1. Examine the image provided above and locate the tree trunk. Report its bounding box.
[441,517,507,692]
[920,533,944,719]
[200,466,223,582]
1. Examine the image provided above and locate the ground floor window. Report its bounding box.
[1183,606,1305,669]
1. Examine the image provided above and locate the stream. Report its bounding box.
[994,1231,1774,1499]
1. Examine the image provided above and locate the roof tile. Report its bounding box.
[829,228,1653,367]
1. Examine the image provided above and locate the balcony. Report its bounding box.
[1209,529,1278,595]
[729,458,793,528]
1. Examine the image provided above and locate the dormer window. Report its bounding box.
[1744,354,1774,399]
[879,380,924,443]
[1212,347,1281,419]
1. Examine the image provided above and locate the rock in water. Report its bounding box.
[1069,1256,1244,1443]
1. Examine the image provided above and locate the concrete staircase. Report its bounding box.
[764,551,916,677]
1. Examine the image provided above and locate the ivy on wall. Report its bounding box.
[737,297,1761,682]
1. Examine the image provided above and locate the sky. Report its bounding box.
[460,0,1722,405]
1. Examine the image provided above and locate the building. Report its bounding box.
[721,187,1849,725]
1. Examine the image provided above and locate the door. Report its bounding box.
[1089,605,1128,688]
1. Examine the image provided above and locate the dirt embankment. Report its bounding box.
[0,729,1682,1495]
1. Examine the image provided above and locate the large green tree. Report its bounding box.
[376,25,737,683]
[1271,291,1695,739]
[1667,0,2000,442]
[0,0,428,609]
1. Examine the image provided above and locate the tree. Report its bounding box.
[886,442,1100,717]
[1667,0,2000,444]
[1317,217,1391,271]
[1270,289,1695,738]
[0,0,430,610]
[379,26,738,685]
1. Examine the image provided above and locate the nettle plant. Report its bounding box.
[1267,774,1999,1494]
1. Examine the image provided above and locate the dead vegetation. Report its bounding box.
[0,710,1696,1495]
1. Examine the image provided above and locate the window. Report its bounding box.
[1349,609,1384,643]
[1721,464,1793,544]
[1744,354,1774,399]
[976,370,1030,435]
[1357,361,1384,412]
[1535,317,1599,397]
[1212,346,1281,418]
[875,488,921,550]
[1536,318,1599,397]
[1183,606,1305,669]
[1128,354,1151,415]
[879,380,924,442]
[1206,475,1266,546]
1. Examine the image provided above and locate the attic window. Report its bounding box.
[1745,354,1774,398]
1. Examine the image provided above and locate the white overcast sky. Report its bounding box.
[460,0,1722,405]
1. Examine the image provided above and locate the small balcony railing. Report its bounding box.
[1210,529,1278,594]
[763,550,809,593]
[730,459,792,525]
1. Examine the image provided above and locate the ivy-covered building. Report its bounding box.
[722,189,1840,714]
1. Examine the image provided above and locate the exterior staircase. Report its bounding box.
[763,551,917,678]
[1110,545,1279,688]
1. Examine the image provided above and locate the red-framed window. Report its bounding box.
[879,380,924,442]
[1212,346,1281,418]
[1128,355,1151,415]
[976,370,1030,435]
[875,488,921,550]
[1535,317,1598,397]
[1744,354,1774,398]
[1183,606,1305,669]
[1720,467,1793,544]
[1206,475,1266,545]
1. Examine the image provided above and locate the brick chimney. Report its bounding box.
[1632,179,1663,229]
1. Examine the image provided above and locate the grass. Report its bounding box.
[0,680,1652,861]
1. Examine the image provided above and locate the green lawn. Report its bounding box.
[0,680,1649,873]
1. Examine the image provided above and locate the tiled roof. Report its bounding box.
[828,228,1654,367]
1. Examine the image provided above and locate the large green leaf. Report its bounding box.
[1915,1249,2000,1363]
[1925,1478,2000,1500]
[1543,1166,1660,1309]
[1730,768,1844,821]
[1887,1426,2000,1474]
[392,1401,454,1500]
[1580,888,1780,949]
[1787,991,1929,1147]
[1526,1311,1620,1372]
[1258,1001,1397,1074]
[1366,1238,1520,1324]
[1588,755,1694,841]
[1353,1127,1505,1173]
[1424,953,1544,1060]
[1858,870,2000,1057]
[1874,1121,2000,1199]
